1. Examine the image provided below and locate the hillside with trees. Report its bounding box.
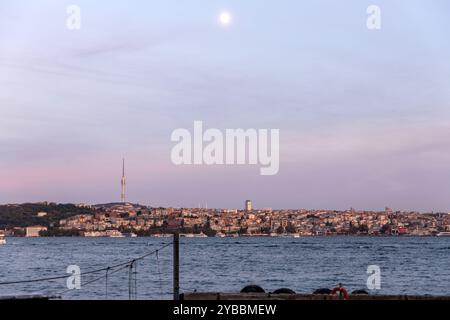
[0,203,96,229]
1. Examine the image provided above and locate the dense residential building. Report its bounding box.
[245,200,253,212]
[25,225,47,237]
[47,203,450,237]
[2,202,449,237]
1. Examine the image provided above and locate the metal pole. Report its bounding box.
[173,233,180,300]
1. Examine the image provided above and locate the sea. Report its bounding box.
[0,236,449,299]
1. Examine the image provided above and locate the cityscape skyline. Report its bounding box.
[2,201,449,238]
[1,1,450,211]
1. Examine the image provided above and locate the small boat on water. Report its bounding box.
[108,230,125,238]
[152,234,172,238]
[123,232,138,238]
[109,234,125,238]
[195,232,208,238]
[181,233,208,238]
[225,233,239,238]
[437,232,450,237]
[0,234,6,245]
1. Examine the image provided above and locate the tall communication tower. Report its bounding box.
[121,158,126,203]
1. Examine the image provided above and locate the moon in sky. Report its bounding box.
[219,11,232,26]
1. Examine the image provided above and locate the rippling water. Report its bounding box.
[0,237,449,299]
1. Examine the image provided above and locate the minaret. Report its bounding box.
[121,158,126,203]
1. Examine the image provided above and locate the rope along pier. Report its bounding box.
[0,242,172,299]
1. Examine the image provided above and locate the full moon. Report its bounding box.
[219,11,232,26]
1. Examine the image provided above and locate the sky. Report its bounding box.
[1,0,450,211]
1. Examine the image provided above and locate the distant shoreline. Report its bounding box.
[3,234,447,238]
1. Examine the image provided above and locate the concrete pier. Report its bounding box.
[183,292,450,300]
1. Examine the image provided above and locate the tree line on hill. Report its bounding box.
[0,203,95,229]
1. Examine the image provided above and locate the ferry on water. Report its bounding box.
[437,232,450,237]
[181,232,208,238]
[0,233,6,245]
[123,232,138,238]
